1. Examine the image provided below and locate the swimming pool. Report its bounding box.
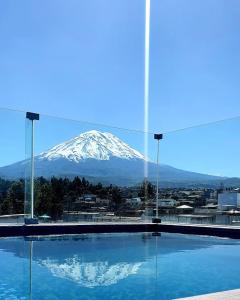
[0,232,240,300]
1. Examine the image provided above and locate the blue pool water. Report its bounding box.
[0,233,240,300]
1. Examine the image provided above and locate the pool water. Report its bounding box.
[0,232,240,300]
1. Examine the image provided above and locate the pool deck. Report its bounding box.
[0,222,240,238]
[176,289,240,299]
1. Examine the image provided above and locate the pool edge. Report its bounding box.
[0,223,240,238]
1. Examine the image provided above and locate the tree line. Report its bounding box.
[0,176,123,220]
[0,176,156,220]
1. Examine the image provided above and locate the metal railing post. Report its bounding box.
[153,133,163,223]
[25,112,39,224]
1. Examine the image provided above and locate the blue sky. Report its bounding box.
[0,0,240,177]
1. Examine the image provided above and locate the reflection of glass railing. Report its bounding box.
[1,107,240,226]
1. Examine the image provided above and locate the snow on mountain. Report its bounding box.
[39,130,145,162]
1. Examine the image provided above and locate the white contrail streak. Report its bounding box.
[144,0,150,179]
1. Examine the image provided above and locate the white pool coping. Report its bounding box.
[175,289,240,299]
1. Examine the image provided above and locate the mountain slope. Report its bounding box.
[0,130,234,187]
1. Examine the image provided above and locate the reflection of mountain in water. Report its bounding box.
[0,233,239,288]
[39,258,142,287]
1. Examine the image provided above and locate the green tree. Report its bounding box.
[1,180,24,214]
[139,180,155,200]
[35,182,53,216]
[111,187,122,210]
[50,177,65,220]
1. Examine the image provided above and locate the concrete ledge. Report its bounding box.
[0,222,240,238]
[175,289,240,299]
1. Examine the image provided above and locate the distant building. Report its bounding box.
[176,205,194,214]
[96,198,110,206]
[210,190,218,199]
[125,197,142,207]
[181,191,192,196]
[218,192,240,210]
[158,199,177,207]
[82,194,97,202]
[194,204,218,214]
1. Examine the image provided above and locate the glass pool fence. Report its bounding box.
[0,107,240,227]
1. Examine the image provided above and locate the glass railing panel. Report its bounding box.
[0,108,26,224]
[31,113,150,224]
[2,106,240,227]
[157,117,240,226]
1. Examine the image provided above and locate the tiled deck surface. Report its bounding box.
[176,289,240,299]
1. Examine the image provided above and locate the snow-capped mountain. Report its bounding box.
[39,130,145,162]
[0,130,230,186]
[0,130,148,185]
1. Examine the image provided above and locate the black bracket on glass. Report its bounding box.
[154,133,163,140]
[26,112,40,121]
